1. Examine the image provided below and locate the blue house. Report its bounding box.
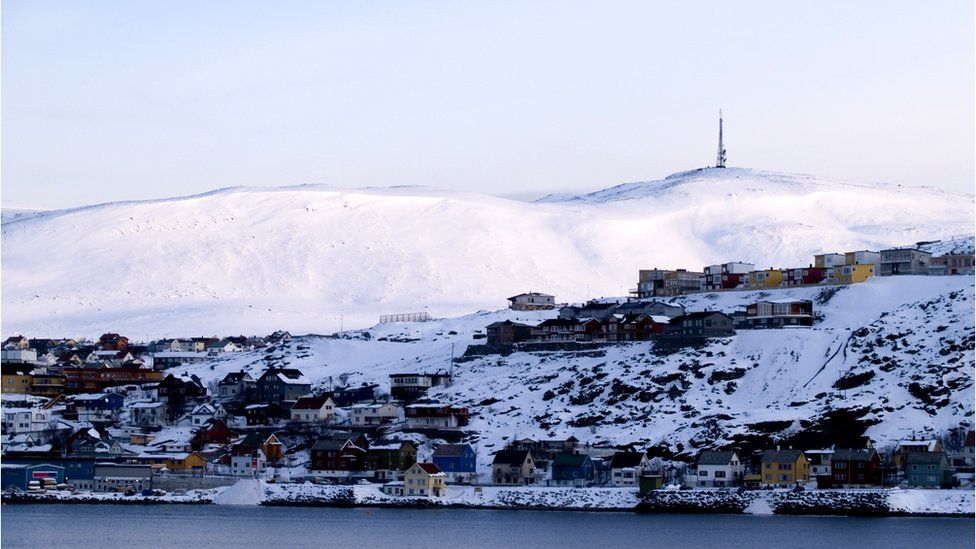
[551,453,595,487]
[432,443,477,484]
[1,463,66,491]
[906,451,954,488]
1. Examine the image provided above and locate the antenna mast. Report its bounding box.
[716,109,727,168]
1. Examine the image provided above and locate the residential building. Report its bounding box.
[3,336,29,350]
[2,363,34,394]
[845,250,882,269]
[633,269,703,298]
[130,402,168,428]
[389,372,451,401]
[290,395,335,423]
[507,292,556,311]
[609,451,649,487]
[833,263,875,284]
[217,372,255,400]
[702,262,754,291]
[1,348,38,364]
[784,266,827,286]
[310,438,368,476]
[244,403,290,426]
[432,443,477,484]
[804,449,833,478]
[603,314,670,342]
[404,402,469,430]
[403,462,447,497]
[98,333,129,352]
[879,248,932,276]
[492,450,537,485]
[929,254,976,276]
[739,299,813,329]
[1,408,52,435]
[485,320,535,346]
[190,403,222,426]
[895,439,942,470]
[829,448,881,488]
[747,269,785,289]
[326,383,379,406]
[760,449,810,487]
[256,368,311,403]
[230,445,267,477]
[63,366,162,393]
[151,351,211,369]
[67,393,125,422]
[367,440,417,481]
[350,402,403,427]
[695,450,744,488]
[551,453,595,487]
[906,452,953,488]
[664,312,734,338]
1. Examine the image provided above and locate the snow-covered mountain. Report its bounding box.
[2,167,972,337]
[171,274,974,464]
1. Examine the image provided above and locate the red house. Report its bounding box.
[827,448,881,488]
[785,267,826,286]
[98,333,129,352]
[310,437,368,473]
[191,418,239,450]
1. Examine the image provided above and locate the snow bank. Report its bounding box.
[213,479,266,505]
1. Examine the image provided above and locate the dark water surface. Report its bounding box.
[2,504,974,549]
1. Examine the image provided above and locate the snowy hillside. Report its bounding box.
[2,167,973,337]
[171,275,974,471]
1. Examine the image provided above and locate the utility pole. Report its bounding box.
[716,109,727,168]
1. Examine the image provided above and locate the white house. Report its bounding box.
[694,450,744,487]
[350,402,402,427]
[290,395,335,423]
[804,449,834,478]
[190,403,224,426]
[231,447,267,477]
[1,409,51,435]
[609,451,650,487]
[130,402,168,428]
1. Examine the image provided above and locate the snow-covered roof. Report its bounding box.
[278,372,310,385]
[130,402,165,409]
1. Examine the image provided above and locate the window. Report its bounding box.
[699,470,708,476]
[714,471,726,478]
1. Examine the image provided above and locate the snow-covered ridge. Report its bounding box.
[2,167,972,337]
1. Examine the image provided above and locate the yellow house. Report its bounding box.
[760,449,810,487]
[833,264,875,284]
[166,452,208,472]
[403,462,447,497]
[2,364,33,394]
[747,269,784,289]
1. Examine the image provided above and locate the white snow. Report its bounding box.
[213,479,265,505]
[2,167,972,337]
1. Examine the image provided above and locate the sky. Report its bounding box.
[2,1,974,209]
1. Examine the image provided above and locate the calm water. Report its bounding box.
[2,505,974,549]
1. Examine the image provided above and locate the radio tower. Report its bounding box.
[715,109,727,168]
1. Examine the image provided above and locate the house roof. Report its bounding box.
[697,450,737,466]
[312,438,351,451]
[485,320,534,329]
[292,395,332,410]
[415,462,443,475]
[761,449,805,463]
[553,453,590,467]
[609,452,646,468]
[831,448,877,462]
[492,449,531,466]
[433,444,471,457]
[906,451,946,465]
[508,292,554,300]
[677,311,732,321]
[898,440,939,451]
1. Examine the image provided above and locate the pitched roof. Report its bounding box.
[610,451,647,468]
[906,451,946,465]
[761,449,805,463]
[292,395,332,410]
[433,444,471,457]
[831,448,877,462]
[697,450,737,466]
[416,462,443,475]
[552,453,590,467]
[492,449,531,466]
[898,440,939,451]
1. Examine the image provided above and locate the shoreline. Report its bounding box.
[6,484,972,518]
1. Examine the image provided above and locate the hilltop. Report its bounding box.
[2,167,972,337]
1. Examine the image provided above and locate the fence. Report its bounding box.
[151,474,239,491]
[379,312,430,323]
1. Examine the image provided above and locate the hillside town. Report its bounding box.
[1,243,973,502]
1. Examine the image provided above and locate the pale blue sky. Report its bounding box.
[3,1,973,209]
